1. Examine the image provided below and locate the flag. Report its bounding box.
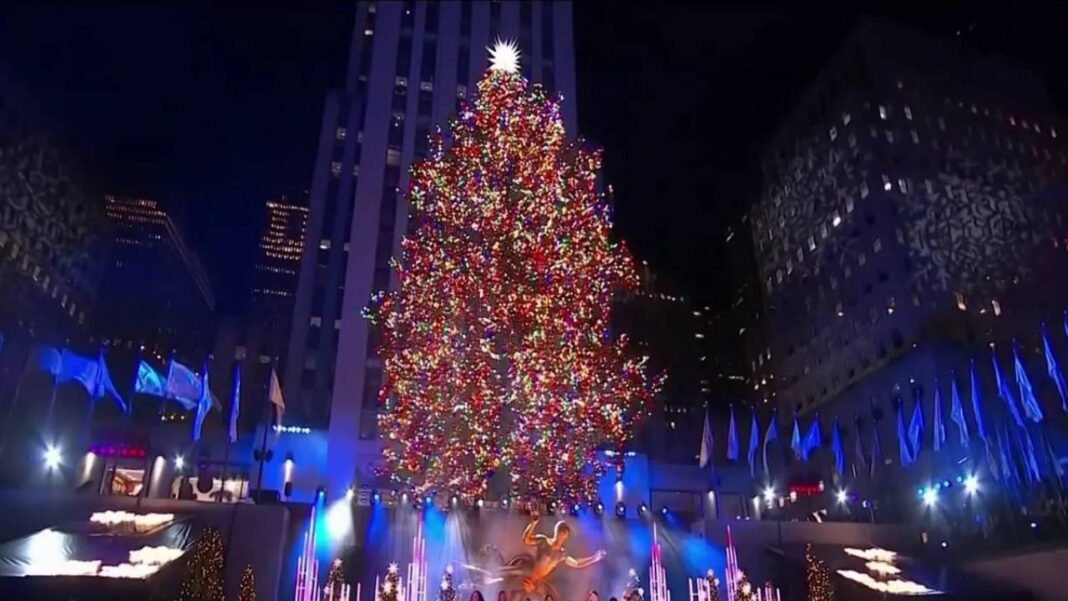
[790,413,802,460]
[165,360,201,410]
[992,348,1024,428]
[995,426,1015,488]
[802,416,821,462]
[134,360,166,397]
[726,406,739,461]
[1043,432,1065,483]
[33,345,62,376]
[699,410,714,468]
[897,402,913,466]
[831,418,844,475]
[747,410,759,477]
[908,395,924,459]
[268,367,285,426]
[933,379,946,452]
[852,414,867,476]
[1021,428,1042,483]
[970,360,988,443]
[949,373,969,449]
[762,409,778,474]
[191,362,213,442]
[56,348,126,412]
[1013,343,1044,423]
[228,362,241,444]
[1042,324,1068,413]
[870,419,882,478]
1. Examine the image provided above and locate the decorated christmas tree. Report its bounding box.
[623,567,644,601]
[704,569,721,601]
[236,564,256,601]
[805,544,834,601]
[372,40,660,500]
[438,564,456,601]
[380,563,401,601]
[178,528,225,601]
[325,558,347,601]
[734,571,754,601]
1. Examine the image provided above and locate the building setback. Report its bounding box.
[285,0,578,497]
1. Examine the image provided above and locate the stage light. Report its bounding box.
[594,501,604,515]
[941,479,952,489]
[316,486,326,503]
[963,474,979,496]
[922,487,938,507]
[500,496,509,508]
[940,541,948,549]
[762,486,776,503]
[660,506,668,516]
[638,503,648,516]
[570,503,580,516]
[1030,521,1038,529]
[476,498,484,508]
[44,445,61,470]
[326,499,353,541]
[174,454,185,470]
[345,487,355,501]
[424,495,433,506]
[615,502,626,518]
[450,495,458,506]
[371,490,381,504]
[835,489,848,505]
[401,492,409,503]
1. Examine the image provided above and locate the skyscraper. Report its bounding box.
[750,20,1068,470]
[251,194,309,357]
[286,1,578,496]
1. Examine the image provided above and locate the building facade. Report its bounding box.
[749,21,1068,509]
[97,195,216,360]
[285,0,578,496]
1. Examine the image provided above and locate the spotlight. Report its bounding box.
[594,501,604,515]
[922,487,938,507]
[963,474,979,496]
[638,503,648,516]
[316,486,326,502]
[44,445,61,470]
[762,486,776,503]
[476,498,484,508]
[835,489,848,505]
[940,541,948,549]
[372,490,381,504]
[401,492,409,503]
[345,487,355,501]
[615,502,626,518]
[174,454,185,470]
[570,503,580,516]
[1030,521,1038,529]
[424,495,433,506]
[450,495,458,506]
[500,496,509,509]
[660,506,669,516]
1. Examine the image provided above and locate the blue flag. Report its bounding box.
[870,417,883,478]
[802,416,821,462]
[191,362,213,442]
[763,409,778,474]
[34,345,62,376]
[1043,432,1065,483]
[1043,324,1068,413]
[933,379,946,452]
[970,360,988,442]
[908,395,924,459]
[949,373,969,449]
[993,348,1024,428]
[790,413,802,460]
[1021,428,1042,483]
[699,410,714,468]
[228,362,241,444]
[57,348,126,413]
[897,402,913,466]
[747,410,759,477]
[831,418,844,475]
[135,360,166,397]
[1013,343,1044,423]
[853,415,867,476]
[165,360,201,410]
[727,405,739,461]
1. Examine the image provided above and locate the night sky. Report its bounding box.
[1,2,1065,315]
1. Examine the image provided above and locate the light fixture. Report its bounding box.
[371,490,381,504]
[44,445,62,470]
[637,503,648,516]
[476,498,484,508]
[615,502,626,518]
[922,487,938,507]
[499,496,509,508]
[450,495,458,506]
[660,506,669,516]
[570,503,580,516]
[835,489,848,505]
[594,501,604,515]
[963,474,979,496]
[173,454,185,470]
[762,486,776,503]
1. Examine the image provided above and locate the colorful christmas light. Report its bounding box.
[371,45,660,501]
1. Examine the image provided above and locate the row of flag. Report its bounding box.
[24,345,285,443]
[699,315,1068,487]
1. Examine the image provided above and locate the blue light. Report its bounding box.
[571,503,580,516]
[660,506,669,516]
[371,490,381,504]
[594,501,604,515]
[922,487,938,507]
[615,502,626,518]
[942,479,952,488]
[424,495,433,506]
[638,503,648,516]
[955,475,964,484]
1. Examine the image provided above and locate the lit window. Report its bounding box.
[419,80,433,92]
[873,238,882,252]
[353,164,360,177]
[938,117,946,131]
[1009,115,1016,126]
[836,303,843,317]
[885,130,894,144]
[832,212,842,227]
[364,28,374,36]
[897,178,908,193]
[330,161,342,177]
[829,127,838,141]
[848,133,856,148]
[1051,127,1058,139]
[882,175,892,191]
[879,105,888,120]
[808,236,816,251]
[395,76,408,87]
[911,130,919,144]
[820,223,828,239]
[860,181,869,198]
[695,333,706,339]
[386,148,401,166]
[310,316,323,327]
[858,253,866,266]
[320,239,332,250]
[336,127,347,141]
[955,292,966,311]
[846,197,854,213]
[904,106,912,120]
[842,112,852,125]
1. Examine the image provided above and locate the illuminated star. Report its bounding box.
[488,38,520,73]
[388,562,399,574]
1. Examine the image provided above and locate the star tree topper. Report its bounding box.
[488,38,520,73]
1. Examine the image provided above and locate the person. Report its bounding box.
[609,597,619,601]
[586,590,600,601]
[470,591,485,601]
[496,592,507,601]
[493,511,606,598]
[544,595,555,601]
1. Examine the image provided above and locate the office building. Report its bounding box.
[285,0,578,496]
[750,21,1068,493]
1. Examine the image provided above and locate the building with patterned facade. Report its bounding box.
[749,21,1068,505]
[97,195,216,360]
[0,65,107,349]
[284,0,578,497]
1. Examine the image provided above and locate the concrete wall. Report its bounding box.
[963,547,1068,601]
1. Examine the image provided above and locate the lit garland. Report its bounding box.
[370,47,661,501]
[804,544,834,601]
[704,569,721,601]
[438,564,456,601]
[238,564,257,601]
[379,563,401,601]
[734,571,755,601]
[178,528,225,601]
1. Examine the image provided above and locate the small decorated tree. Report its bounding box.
[704,569,721,601]
[805,544,834,601]
[236,564,256,601]
[438,564,456,601]
[380,563,401,601]
[178,528,225,601]
[622,567,644,601]
[325,558,347,601]
[734,571,754,601]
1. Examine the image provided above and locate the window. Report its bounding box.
[885,130,894,144]
[897,178,908,193]
[386,148,401,166]
[336,127,347,141]
[456,84,467,98]
[1052,127,1058,139]
[860,181,869,198]
[330,161,342,177]
[904,106,912,120]
[419,80,433,92]
[319,239,332,250]
[879,105,887,120]
[858,253,866,266]
[955,292,966,311]
[882,175,892,191]
[992,299,1002,316]
[353,164,361,177]
[842,112,851,125]
[873,238,882,252]
[848,133,856,148]
[807,236,816,251]
[310,316,323,327]
[938,117,946,131]
[911,130,919,144]
[829,127,838,141]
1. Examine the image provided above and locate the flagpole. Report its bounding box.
[254,358,277,495]
[220,359,237,503]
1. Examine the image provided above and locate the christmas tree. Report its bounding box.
[805,544,834,601]
[734,571,754,601]
[325,558,346,601]
[704,569,721,601]
[178,528,225,601]
[380,563,401,601]
[372,40,660,500]
[438,564,456,601]
[236,564,256,601]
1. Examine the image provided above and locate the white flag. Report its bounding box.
[268,367,285,426]
[699,411,714,468]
